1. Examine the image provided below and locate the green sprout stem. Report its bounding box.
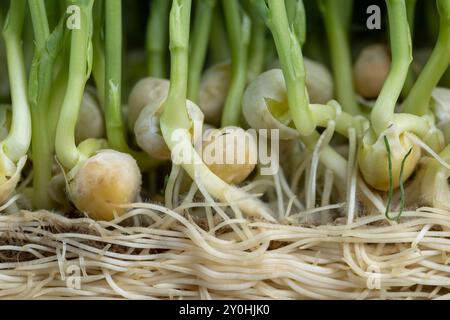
[442,67,450,87]
[104,0,160,171]
[401,0,418,98]
[266,0,315,137]
[160,0,192,133]
[247,13,266,82]
[383,135,412,221]
[303,0,326,64]
[403,0,450,116]
[28,0,50,46]
[319,0,360,116]
[285,0,297,24]
[105,0,125,152]
[221,0,251,127]
[48,53,68,149]
[371,0,412,137]
[187,0,217,103]
[426,0,439,43]
[1,0,31,163]
[28,0,60,209]
[209,6,230,64]
[289,0,307,47]
[92,0,105,108]
[160,0,275,221]
[146,0,171,78]
[45,0,62,29]
[55,0,94,170]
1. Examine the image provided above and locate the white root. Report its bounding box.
[1,205,450,300]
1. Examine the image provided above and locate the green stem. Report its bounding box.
[426,0,439,43]
[221,0,251,127]
[285,0,297,24]
[92,0,105,108]
[406,0,417,36]
[146,0,171,78]
[48,52,68,148]
[319,0,360,115]
[161,0,274,221]
[247,13,266,82]
[289,0,307,47]
[187,0,216,103]
[209,5,230,64]
[28,0,50,46]
[267,0,315,137]
[55,0,93,170]
[104,0,160,171]
[442,67,450,87]
[371,0,412,136]
[28,0,55,209]
[403,0,450,116]
[401,0,417,98]
[160,0,192,133]
[2,0,31,163]
[45,0,62,29]
[105,0,125,151]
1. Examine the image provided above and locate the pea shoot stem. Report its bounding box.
[104,0,160,171]
[1,0,31,163]
[403,0,450,116]
[187,0,217,103]
[371,0,412,137]
[247,12,266,82]
[319,0,360,115]
[55,0,94,170]
[221,0,251,127]
[146,0,171,78]
[266,0,315,137]
[209,6,230,64]
[160,0,192,134]
[28,0,60,209]
[401,0,418,98]
[92,0,105,108]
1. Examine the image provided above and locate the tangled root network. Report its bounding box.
[0,137,449,300]
[0,192,449,299]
